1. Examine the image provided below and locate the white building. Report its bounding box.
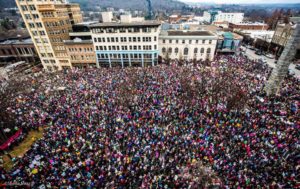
[159,30,218,61]
[90,20,161,67]
[242,30,275,43]
[101,12,113,23]
[203,11,244,24]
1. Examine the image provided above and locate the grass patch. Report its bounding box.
[2,127,44,171]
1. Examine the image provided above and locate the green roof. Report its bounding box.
[223,32,233,39]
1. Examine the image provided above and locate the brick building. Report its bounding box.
[229,22,269,31]
[0,37,39,65]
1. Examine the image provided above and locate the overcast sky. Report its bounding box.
[178,0,300,4]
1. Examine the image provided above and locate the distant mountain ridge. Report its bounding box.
[69,0,186,11]
[0,0,186,11]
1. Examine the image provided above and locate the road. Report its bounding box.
[241,46,300,77]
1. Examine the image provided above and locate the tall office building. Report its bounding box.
[91,13,161,68]
[16,0,83,71]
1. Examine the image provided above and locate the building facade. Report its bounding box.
[271,22,299,58]
[159,31,218,61]
[90,21,161,68]
[229,22,269,31]
[15,0,83,71]
[64,38,96,68]
[204,11,244,24]
[0,37,39,64]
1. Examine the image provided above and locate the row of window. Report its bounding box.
[28,22,43,28]
[1,48,34,55]
[97,53,156,59]
[43,59,56,64]
[162,39,213,45]
[20,5,36,11]
[92,27,156,34]
[24,13,39,20]
[35,38,48,44]
[96,45,156,51]
[162,47,211,55]
[45,20,70,27]
[68,47,93,52]
[32,31,46,36]
[48,29,69,35]
[94,36,155,43]
[40,53,54,58]
[70,55,95,61]
[41,12,55,18]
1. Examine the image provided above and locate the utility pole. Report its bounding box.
[264,17,300,95]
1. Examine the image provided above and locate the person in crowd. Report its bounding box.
[0,55,299,188]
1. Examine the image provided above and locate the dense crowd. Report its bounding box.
[0,55,299,188]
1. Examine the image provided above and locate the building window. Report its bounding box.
[194,48,198,54]
[184,48,188,55]
[182,40,185,44]
[163,39,165,44]
[189,40,192,44]
[29,5,36,11]
[201,48,204,53]
[21,5,28,11]
[175,48,179,54]
[202,40,206,44]
[207,48,211,54]
[209,40,212,44]
[162,47,166,53]
[119,28,126,33]
[176,40,179,44]
[168,48,172,54]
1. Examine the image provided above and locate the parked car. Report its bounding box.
[255,51,263,55]
[295,65,300,70]
[265,53,275,59]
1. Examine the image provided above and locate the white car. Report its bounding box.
[265,53,275,59]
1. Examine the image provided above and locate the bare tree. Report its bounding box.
[0,77,26,144]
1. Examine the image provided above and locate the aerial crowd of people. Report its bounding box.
[0,55,299,188]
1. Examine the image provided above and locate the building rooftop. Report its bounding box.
[89,21,161,28]
[167,30,214,36]
[231,22,268,26]
[0,38,33,45]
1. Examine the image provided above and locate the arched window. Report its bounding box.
[207,48,211,54]
[162,47,166,53]
[184,48,188,55]
[201,48,204,53]
[194,48,198,54]
[168,47,172,53]
[175,48,179,53]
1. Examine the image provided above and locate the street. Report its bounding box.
[241,46,300,77]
